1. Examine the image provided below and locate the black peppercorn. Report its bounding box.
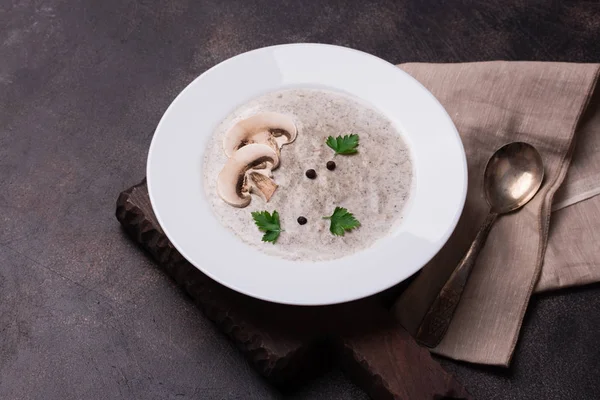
[297,216,307,225]
[326,161,336,171]
[305,169,317,179]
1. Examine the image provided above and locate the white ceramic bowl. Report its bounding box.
[147,44,467,305]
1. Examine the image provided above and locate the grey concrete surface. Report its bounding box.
[1,1,599,399]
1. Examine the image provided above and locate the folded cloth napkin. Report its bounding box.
[392,62,600,366]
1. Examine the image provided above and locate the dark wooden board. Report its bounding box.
[116,180,470,399]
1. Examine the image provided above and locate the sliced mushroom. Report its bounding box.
[217,144,279,207]
[223,112,297,158]
[247,171,278,202]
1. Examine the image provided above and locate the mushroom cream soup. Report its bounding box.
[203,88,412,261]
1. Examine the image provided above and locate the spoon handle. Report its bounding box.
[415,211,499,348]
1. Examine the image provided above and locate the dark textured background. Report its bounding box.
[2,1,600,399]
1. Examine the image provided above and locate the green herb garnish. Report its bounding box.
[252,210,283,244]
[323,207,361,236]
[326,134,359,155]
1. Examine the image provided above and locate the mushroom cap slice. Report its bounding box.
[217,144,280,207]
[223,112,297,158]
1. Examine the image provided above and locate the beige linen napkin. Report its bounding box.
[392,62,600,366]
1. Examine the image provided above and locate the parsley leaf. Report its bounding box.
[326,134,359,155]
[252,210,282,244]
[261,230,280,243]
[323,207,361,236]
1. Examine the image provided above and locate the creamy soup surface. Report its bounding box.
[203,88,413,261]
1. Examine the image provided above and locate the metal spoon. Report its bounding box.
[415,142,544,348]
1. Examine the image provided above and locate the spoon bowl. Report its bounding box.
[484,142,544,214]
